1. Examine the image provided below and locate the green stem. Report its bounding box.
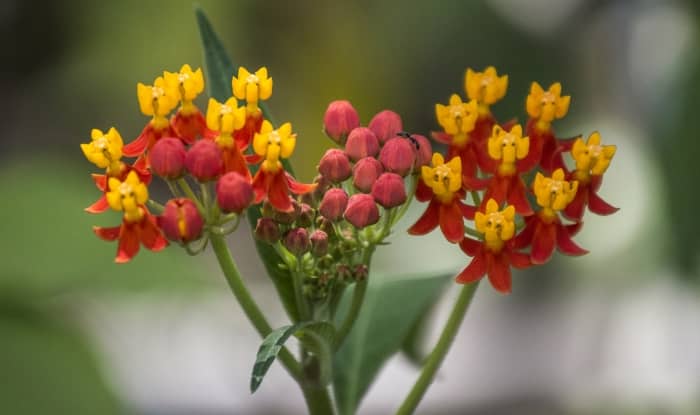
[292,256,311,321]
[395,282,479,415]
[176,178,206,215]
[334,247,374,350]
[301,385,335,415]
[209,233,301,380]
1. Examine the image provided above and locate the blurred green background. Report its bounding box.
[1,0,699,414]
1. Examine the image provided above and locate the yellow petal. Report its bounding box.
[485,198,499,213]
[206,98,220,131]
[137,83,153,116]
[431,152,445,167]
[279,133,296,159]
[253,132,268,157]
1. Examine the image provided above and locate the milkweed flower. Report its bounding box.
[523,82,571,172]
[479,124,534,215]
[564,132,618,221]
[464,66,508,156]
[231,67,272,147]
[92,171,167,263]
[514,169,587,264]
[408,153,475,243]
[164,64,206,143]
[81,127,150,213]
[123,76,179,166]
[456,199,531,293]
[205,97,250,178]
[432,94,480,180]
[251,121,315,212]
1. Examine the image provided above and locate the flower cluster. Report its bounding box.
[81,64,315,262]
[410,67,618,293]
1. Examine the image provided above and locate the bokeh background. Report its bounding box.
[2,0,699,413]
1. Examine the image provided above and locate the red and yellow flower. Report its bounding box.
[464,66,508,157]
[81,127,150,213]
[205,97,251,178]
[479,124,533,215]
[432,94,480,181]
[251,120,315,212]
[514,169,587,264]
[564,132,618,221]
[231,66,272,147]
[522,82,572,172]
[408,153,476,243]
[457,199,531,293]
[123,76,179,167]
[164,64,206,143]
[92,171,167,263]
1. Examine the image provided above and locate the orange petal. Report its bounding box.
[85,195,109,213]
[455,251,487,284]
[507,178,533,216]
[269,171,293,212]
[123,124,152,157]
[115,224,140,263]
[487,252,512,294]
[439,201,465,243]
[530,220,556,265]
[93,224,121,241]
[588,189,619,216]
[92,174,107,191]
[286,173,316,195]
[140,214,168,252]
[459,237,482,257]
[407,199,440,236]
[556,222,588,256]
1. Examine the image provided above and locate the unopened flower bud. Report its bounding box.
[345,127,380,161]
[216,172,253,214]
[323,100,360,144]
[310,229,329,256]
[336,264,352,281]
[379,137,416,176]
[318,149,351,183]
[319,188,348,221]
[352,157,384,192]
[284,227,310,256]
[344,194,379,229]
[255,217,281,244]
[159,198,203,243]
[353,264,369,281]
[316,216,335,235]
[297,203,315,228]
[185,139,223,181]
[368,110,403,145]
[411,134,432,167]
[273,199,300,224]
[150,137,186,179]
[372,172,407,208]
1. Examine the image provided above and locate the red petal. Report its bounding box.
[439,200,465,243]
[251,169,268,204]
[93,225,121,241]
[482,176,508,207]
[269,171,293,212]
[507,178,533,216]
[530,220,556,265]
[512,215,537,249]
[500,118,518,131]
[133,155,148,171]
[85,195,109,213]
[123,125,152,157]
[563,185,588,222]
[588,189,619,215]
[407,199,440,236]
[459,237,482,257]
[455,251,487,284]
[462,175,489,191]
[565,221,583,237]
[115,223,140,263]
[415,178,433,202]
[286,173,317,195]
[171,111,205,144]
[222,145,252,180]
[457,147,478,180]
[92,174,107,191]
[556,223,588,256]
[539,133,560,173]
[487,252,512,294]
[458,200,477,219]
[431,131,453,145]
[245,153,263,165]
[508,249,532,269]
[140,214,168,252]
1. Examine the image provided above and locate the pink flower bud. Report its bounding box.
[379,137,416,176]
[368,110,403,145]
[318,149,351,183]
[345,127,379,161]
[297,203,315,228]
[150,137,186,179]
[319,188,348,221]
[273,199,300,224]
[352,157,384,193]
[323,100,360,144]
[337,264,352,281]
[344,193,379,229]
[284,227,310,256]
[255,217,280,244]
[371,172,407,208]
[216,172,254,213]
[412,134,432,167]
[310,229,329,256]
[185,139,223,181]
[159,198,203,243]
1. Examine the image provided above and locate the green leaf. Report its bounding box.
[400,308,433,367]
[194,7,299,320]
[251,321,334,393]
[333,274,452,415]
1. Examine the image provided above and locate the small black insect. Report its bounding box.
[397,131,420,150]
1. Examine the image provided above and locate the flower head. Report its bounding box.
[105,171,149,223]
[81,128,123,173]
[206,97,246,140]
[526,82,570,126]
[137,76,179,120]
[435,94,478,145]
[232,67,273,112]
[572,132,616,180]
[253,121,296,174]
[487,124,530,176]
[421,153,462,204]
[465,66,508,108]
[533,168,578,219]
[164,64,205,110]
[474,199,515,253]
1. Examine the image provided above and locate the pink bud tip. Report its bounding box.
[352,156,384,193]
[319,188,349,221]
[323,100,360,144]
[216,172,254,214]
[318,149,352,183]
[345,127,380,162]
[185,139,223,182]
[371,172,407,208]
[159,198,204,243]
[379,137,416,177]
[368,110,403,145]
[344,193,379,229]
[150,137,186,179]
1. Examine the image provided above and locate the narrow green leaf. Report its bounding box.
[400,310,432,367]
[333,274,452,415]
[194,7,299,320]
[251,322,334,393]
